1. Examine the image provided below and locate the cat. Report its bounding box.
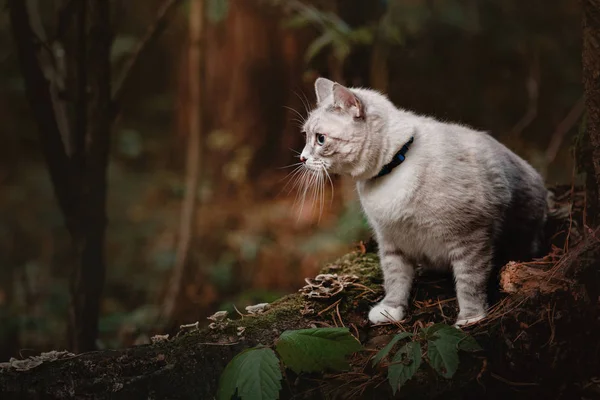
[297,77,548,326]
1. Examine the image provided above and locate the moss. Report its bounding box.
[179,251,384,344]
[321,251,383,289]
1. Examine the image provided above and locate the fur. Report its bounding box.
[299,78,548,326]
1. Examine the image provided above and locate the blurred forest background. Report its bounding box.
[0,0,583,359]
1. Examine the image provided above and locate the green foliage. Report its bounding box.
[218,328,363,400]
[117,129,143,159]
[111,35,138,64]
[218,347,282,400]
[423,323,483,353]
[276,327,362,373]
[388,341,422,394]
[427,335,460,379]
[208,0,230,23]
[371,332,412,367]
[371,324,482,393]
[281,4,375,62]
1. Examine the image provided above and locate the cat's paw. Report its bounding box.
[368,303,405,324]
[454,313,486,328]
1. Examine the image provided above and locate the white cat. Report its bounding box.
[298,77,547,326]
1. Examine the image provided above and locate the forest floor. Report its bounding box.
[1,185,599,399]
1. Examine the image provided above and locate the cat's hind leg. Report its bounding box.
[451,239,492,327]
[369,248,414,324]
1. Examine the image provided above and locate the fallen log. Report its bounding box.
[1,188,599,399]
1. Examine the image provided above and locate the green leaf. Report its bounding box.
[276,328,362,373]
[207,0,229,23]
[348,27,375,45]
[420,323,448,339]
[424,324,482,352]
[372,332,413,367]
[283,14,311,29]
[218,347,282,400]
[427,338,459,379]
[457,335,483,352]
[388,342,422,394]
[304,32,334,63]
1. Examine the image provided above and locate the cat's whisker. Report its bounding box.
[294,168,311,203]
[324,167,335,206]
[312,171,321,218]
[297,169,313,221]
[294,90,311,117]
[318,169,325,222]
[289,167,309,199]
[300,91,312,116]
[280,163,303,186]
[283,105,306,125]
[277,162,303,170]
[291,119,306,127]
[305,170,317,210]
[307,170,320,217]
[280,165,306,198]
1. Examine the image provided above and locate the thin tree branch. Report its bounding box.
[510,51,540,138]
[545,96,586,165]
[112,0,184,109]
[8,0,75,229]
[55,0,77,43]
[72,0,87,167]
[28,0,73,155]
[162,0,205,323]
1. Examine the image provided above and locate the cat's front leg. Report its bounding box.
[369,248,414,324]
[451,240,492,327]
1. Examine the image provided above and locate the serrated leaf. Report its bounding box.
[372,332,413,367]
[421,323,448,339]
[428,338,459,379]
[276,328,362,374]
[207,0,229,23]
[388,342,422,394]
[218,347,282,400]
[425,324,482,352]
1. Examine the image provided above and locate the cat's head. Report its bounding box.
[299,78,387,178]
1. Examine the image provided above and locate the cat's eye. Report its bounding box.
[316,134,326,145]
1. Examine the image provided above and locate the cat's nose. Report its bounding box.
[300,156,307,163]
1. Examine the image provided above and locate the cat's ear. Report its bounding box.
[315,77,334,104]
[333,83,364,119]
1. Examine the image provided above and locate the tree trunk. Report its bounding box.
[68,0,112,354]
[582,0,600,225]
[8,0,112,353]
[203,1,306,192]
[162,0,205,324]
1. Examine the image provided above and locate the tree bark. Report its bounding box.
[582,0,600,225]
[8,0,112,353]
[68,0,113,354]
[162,0,205,324]
[203,1,306,191]
[8,0,75,226]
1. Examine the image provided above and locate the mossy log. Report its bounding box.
[1,234,599,400]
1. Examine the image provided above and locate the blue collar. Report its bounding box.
[374,136,414,179]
